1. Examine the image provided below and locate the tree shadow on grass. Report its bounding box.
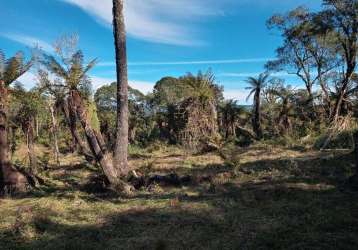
[2,180,358,250]
[237,150,355,186]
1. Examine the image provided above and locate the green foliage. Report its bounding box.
[0,50,33,86]
[314,130,354,150]
[41,51,96,91]
[95,82,155,146]
[152,77,187,106]
[87,101,100,132]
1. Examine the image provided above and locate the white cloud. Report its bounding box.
[1,33,53,53]
[223,88,252,104]
[17,73,155,95]
[98,58,274,67]
[220,71,292,78]
[61,0,231,46]
[17,72,37,89]
[129,80,155,94]
[18,72,250,105]
[89,76,115,90]
[90,76,154,94]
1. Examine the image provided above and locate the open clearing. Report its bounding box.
[1,145,357,250]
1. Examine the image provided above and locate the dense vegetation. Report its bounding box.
[1,0,358,249]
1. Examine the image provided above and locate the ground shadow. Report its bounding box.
[2,180,358,250]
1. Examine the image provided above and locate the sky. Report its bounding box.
[0,0,322,104]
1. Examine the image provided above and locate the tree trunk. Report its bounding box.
[69,90,122,187]
[331,38,357,122]
[331,66,355,122]
[0,81,28,194]
[49,103,60,166]
[10,126,17,160]
[253,89,262,139]
[22,119,37,174]
[62,100,92,158]
[317,66,332,117]
[35,116,39,138]
[113,0,129,177]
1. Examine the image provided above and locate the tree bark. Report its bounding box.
[253,88,262,139]
[331,64,356,122]
[22,119,37,174]
[49,103,60,166]
[0,80,28,194]
[62,100,92,159]
[113,0,129,177]
[69,90,122,186]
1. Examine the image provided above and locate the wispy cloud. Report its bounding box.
[223,88,252,104]
[219,71,292,78]
[98,58,273,67]
[1,33,53,53]
[61,0,232,46]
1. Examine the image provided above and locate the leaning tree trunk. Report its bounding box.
[331,54,356,122]
[113,0,130,177]
[62,100,93,159]
[0,81,28,194]
[69,89,122,187]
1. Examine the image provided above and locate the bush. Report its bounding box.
[314,130,354,150]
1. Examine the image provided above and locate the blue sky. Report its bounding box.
[0,0,322,104]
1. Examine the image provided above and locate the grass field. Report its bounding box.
[1,145,358,250]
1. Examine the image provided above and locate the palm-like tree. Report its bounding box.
[112,0,129,177]
[37,70,92,161]
[270,85,296,135]
[0,50,33,193]
[219,100,244,139]
[245,73,269,139]
[42,50,124,187]
[179,71,221,149]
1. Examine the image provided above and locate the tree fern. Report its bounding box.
[1,51,33,86]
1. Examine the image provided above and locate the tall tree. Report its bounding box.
[41,47,124,188]
[219,100,244,139]
[266,7,316,102]
[112,0,129,177]
[0,51,32,193]
[266,7,338,115]
[321,0,358,122]
[270,85,296,135]
[37,70,92,160]
[179,71,222,150]
[245,73,269,140]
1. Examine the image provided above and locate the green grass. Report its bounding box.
[1,145,358,250]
